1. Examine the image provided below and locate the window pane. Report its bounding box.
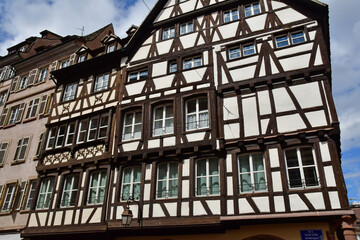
[187,99,196,113]
[300,148,315,166]
[240,173,252,192]
[199,98,207,111]
[155,107,163,120]
[288,169,302,188]
[197,177,207,195]
[209,176,219,194]
[254,172,266,191]
[197,159,206,176]
[169,163,178,179]
[158,164,167,180]
[304,167,318,187]
[252,154,264,171]
[209,158,218,175]
[239,155,250,173]
[285,149,299,167]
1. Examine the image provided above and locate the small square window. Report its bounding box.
[223,9,239,23]
[275,35,290,48]
[94,73,110,92]
[63,83,77,102]
[180,22,193,35]
[245,2,261,17]
[163,27,175,40]
[169,61,177,73]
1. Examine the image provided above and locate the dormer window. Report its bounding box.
[107,44,115,53]
[78,55,86,63]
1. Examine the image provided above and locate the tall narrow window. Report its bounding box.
[239,153,266,192]
[87,171,107,205]
[94,73,110,92]
[196,158,219,196]
[87,117,99,141]
[186,97,209,130]
[18,76,28,90]
[25,98,40,119]
[1,183,17,212]
[77,119,88,143]
[122,111,142,141]
[36,68,48,83]
[46,127,57,149]
[98,114,109,139]
[157,162,178,199]
[153,105,174,136]
[121,166,142,201]
[14,137,30,162]
[244,2,260,17]
[24,180,37,210]
[35,133,44,157]
[0,91,7,106]
[8,105,20,125]
[223,9,239,23]
[65,123,76,146]
[285,147,319,188]
[14,181,27,210]
[55,125,66,148]
[61,175,79,207]
[0,142,9,165]
[36,178,54,209]
[63,83,77,102]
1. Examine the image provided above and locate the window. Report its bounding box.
[14,181,27,210]
[65,123,76,146]
[14,137,30,162]
[186,97,209,130]
[180,22,193,35]
[0,91,7,106]
[36,68,48,83]
[122,111,142,141]
[169,61,177,73]
[46,127,57,149]
[94,73,110,92]
[63,83,77,102]
[157,162,178,199]
[162,26,175,40]
[24,180,37,210]
[60,175,79,207]
[78,55,86,63]
[55,124,66,148]
[239,153,266,193]
[38,94,50,116]
[0,142,9,165]
[128,69,148,82]
[60,60,70,69]
[196,158,219,196]
[223,9,239,23]
[36,178,54,209]
[244,2,260,17]
[35,133,44,157]
[87,171,107,205]
[107,44,115,53]
[121,166,141,201]
[18,76,28,90]
[8,105,24,125]
[87,117,99,141]
[275,31,306,48]
[1,183,17,212]
[153,104,174,136]
[25,98,40,119]
[77,119,88,143]
[98,114,109,139]
[228,43,256,59]
[284,147,319,188]
[183,56,202,69]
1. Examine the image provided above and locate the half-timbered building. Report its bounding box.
[22,0,356,240]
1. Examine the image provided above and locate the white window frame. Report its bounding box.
[14,137,30,162]
[153,104,174,136]
[87,116,99,141]
[290,31,306,45]
[15,181,27,210]
[55,124,66,148]
[94,73,110,92]
[169,61,177,73]
[185,97,209,131]
[276,31,306,48]
[238,153,267,193]
[98,114,109,139]
[244,2,261,17]
[195,158,219,196]
[223,9,239,23]
[59,60,70,69]
[180,22,193,35]
[162,26,175,40]
[77,119,88,144]
[36,68,48,83]
[156,162,178,199]
[35,133,44,157]
[87,171,107,205]
[24,180,37,210]
[63,83,77,102]
[8,106,20,125]
[18,76,28,90]
[0,91,7,106]
[78,54,86,63]
[128,69,148,82]
[65,123,76,146]
[1,183,17,212]
[107,44,115,53]
[36,178,54,209]
[122,111,142,141]
[120,166,142,201]
[284,147,320,189]
[46,127,57,149]
[183,56,202,70]
[0,142,9,165]
[228,43,256,60]
[60,175,79,208]
[25,98,40,119]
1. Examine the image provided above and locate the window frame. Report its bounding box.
[0,141,9,166]
[185,96,209,131]
[18,76,28,91]
[36,178,54,209]
[0,182,17,213]
[156,162,178,199]
[13,136,30,162]
[275,31,306,48]
[25,97,40,119]
[87,171,107,205]
[122,110,142,141]
[180,21,194,35]
[153,104,174,136]
[223,8,239,23]
[162,26,175,40]
[244,2,261,17]
[0,91,7,106]
[93,73,110,93]
[195,158,220,196]
[120,166,142,201]
[62,82,78,102]
[168,61,178,73]
[238,153,267,193]
[228,42,256,60]
[127,69,148,82]
[36,68,48,84]
[24,180,37,210]
[60,174,79,208]
[182,55,203,70]
[284,146,320,189]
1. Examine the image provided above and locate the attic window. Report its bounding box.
[107,44,115,53]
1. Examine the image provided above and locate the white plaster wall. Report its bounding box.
[186,132,206,142]
[273,88,296,113]
[305,110,327,127]
[247,14,267,32]
[258,90,272,115]
[329,191,341,209]
[193,201,207,216]
[253,197,270,212]
[276,8,307,24]
[277,114,306,133]
[223,97,239,120]
[242,97,259,137]
[324,166,336,187]
[289,194,308,211]
[239,198,255,214]
[274,196,286,212]
[271,172,283,192]
[269,148,280,168]
[320,141,331,162]
[224,123,240,139]
[290,82,323,108]
[305,192,325,210]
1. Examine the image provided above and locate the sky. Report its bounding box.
[0,0,359,203]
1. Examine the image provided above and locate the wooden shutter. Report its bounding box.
[69,53,77,65]
[38,95,48,115]
[16,103,26,123]
[9,182,19,212]
[0,108,9,127]
[10,76,20,92]
[50,61,58,72]
[45,93,53,115]
[27,69,38,86]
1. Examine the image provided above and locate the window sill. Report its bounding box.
[92,88,109,95]
[125,79,147,85]
[149,133,175,140]
[11,160,25,165]
[275,41,308,50]
[120,138,142,144]
[2,123,17,129]
[181,64,205,72]
[227,52,257,62]
[222,19,239,26]
[184,127,210,134]
[23,117,37,123]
